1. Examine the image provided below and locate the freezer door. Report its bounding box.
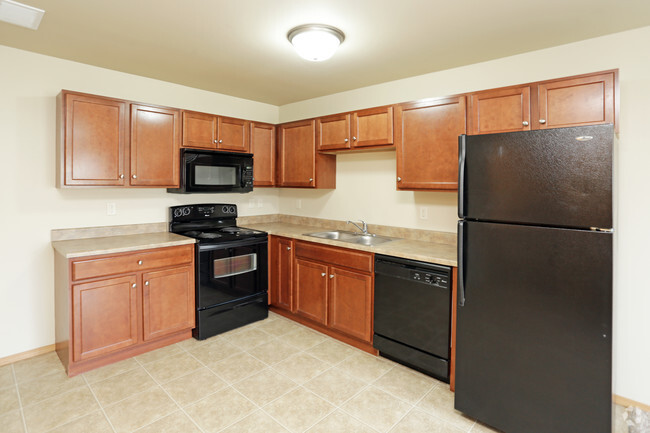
[458,125,613,229]
[455,221,612,433]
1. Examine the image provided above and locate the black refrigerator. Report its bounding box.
[455,125,613,433]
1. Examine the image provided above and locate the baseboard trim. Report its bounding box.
[614,394,650,412]
[0,344,56,367]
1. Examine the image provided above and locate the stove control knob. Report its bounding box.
[229,206,236,214]
[173,208,182,217]
[222,206,228,214]
[182,207,190,216]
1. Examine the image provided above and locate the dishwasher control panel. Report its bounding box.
[410,270,449,288]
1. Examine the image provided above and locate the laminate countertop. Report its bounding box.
[241,222,458,267]
[52,232,196,259]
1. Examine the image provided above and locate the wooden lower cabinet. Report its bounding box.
[294,259,329,325]
[55,244,195,376]
[270,239,375,351]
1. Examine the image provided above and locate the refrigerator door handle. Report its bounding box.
[458,220,466,306]
[458,135,467,218]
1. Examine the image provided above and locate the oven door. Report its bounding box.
[197,238,268,309]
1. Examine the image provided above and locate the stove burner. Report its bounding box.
[197,232,222,239]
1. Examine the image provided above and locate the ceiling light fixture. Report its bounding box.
[287,24,345,62]
[0,0,44,30]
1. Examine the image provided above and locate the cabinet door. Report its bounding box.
[352,106,394,148]
[72,275,138,361]
[396,96,466,190]
[294,259,328,324]
[270,236,294,311]
[277,120,317,187]
[63,93,127,186]
[142,265,194,341]
[328,266,373,342]
[317,114,351,151]
[468,86,531,135]
[130,104,180,187]
[250,122,276,186]
[218,116,250,152]
[536,72,615,130]
[182,111,217,149]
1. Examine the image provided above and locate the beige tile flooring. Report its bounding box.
[0,312,630,433]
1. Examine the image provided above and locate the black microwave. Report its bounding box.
[167,149,254,194]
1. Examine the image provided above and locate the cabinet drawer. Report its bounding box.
[295,241,372,273]
[72,245,194,281]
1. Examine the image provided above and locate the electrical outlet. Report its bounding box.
[419,207,428,219]
[257,199,263,208]
[106,202,117,216]
[296,199,302,209]
[248,199,256,209]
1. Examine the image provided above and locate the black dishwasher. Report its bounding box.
[373,254,452,381]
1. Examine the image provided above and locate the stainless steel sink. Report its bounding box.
[304,230,397,246]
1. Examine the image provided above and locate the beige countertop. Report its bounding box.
[52,232,196,258]
[242,221,458,267]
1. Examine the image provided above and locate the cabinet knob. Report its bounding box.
[329,274,334,279]
[539,119,546,124]
[138,260,143,265]
[352,136,357,141]
[344,138,349,143]
[132,174,137,179]
[286,246,291,251]
[522,121,529,126]
[397,177,402,182]
[321,272,326,277]
[119,174,124,179]
[218,139,223,143]
[131,283,136,288]
[145,281,149,286]
[214,139,218,143]
[309,178,313,182]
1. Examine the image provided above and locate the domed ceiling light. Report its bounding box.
[287,24,345,62]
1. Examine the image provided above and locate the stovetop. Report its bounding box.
[169,204,267,245]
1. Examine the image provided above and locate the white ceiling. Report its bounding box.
[1,0,649,105]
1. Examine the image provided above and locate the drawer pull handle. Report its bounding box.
[522,121,529,126]
[539,119,546,124]
[138,260,143,265]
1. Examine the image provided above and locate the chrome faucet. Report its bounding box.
[347,220,368,235]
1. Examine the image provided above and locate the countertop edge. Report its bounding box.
[52,233,196,259]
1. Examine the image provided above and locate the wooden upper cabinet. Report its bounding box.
[277,119,336,188]
[72,275,138,361]
[181,111,250,152]
[535,71,616,130]
[396,96,467,191]
[62,92,127,186]
[317,114,351,151]
[352,106,394,149]
[182,111,216,149]
[250,122,276,186]
[130,104,180,187]
[468,86,531,135]
[316,106,394,151]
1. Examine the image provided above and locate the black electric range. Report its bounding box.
[170,204,268,340]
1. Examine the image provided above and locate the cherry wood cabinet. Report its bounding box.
[468,70,618,135]
[61,92,128,186]
[271,240,374,348]
[55,244,195,376]
[468,86,531,135]
[316,106,394,151]
[395,96,467,191]
[59,91,180,188]
[535,71,616,130]
[269,236,294,310]
[250,122,276,186]
[277,119,336,188]
[294,259,329,325]
[181,110,249,152]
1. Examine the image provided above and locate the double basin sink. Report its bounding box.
[304,230,397,246]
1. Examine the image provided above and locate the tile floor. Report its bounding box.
[0,312,631,433]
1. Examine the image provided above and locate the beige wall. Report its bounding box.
[1,25,649,407]
[0,45,280,361]
[276,27,650,406]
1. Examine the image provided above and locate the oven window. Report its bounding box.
[195,165,237,186]
[213,253,257,278]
